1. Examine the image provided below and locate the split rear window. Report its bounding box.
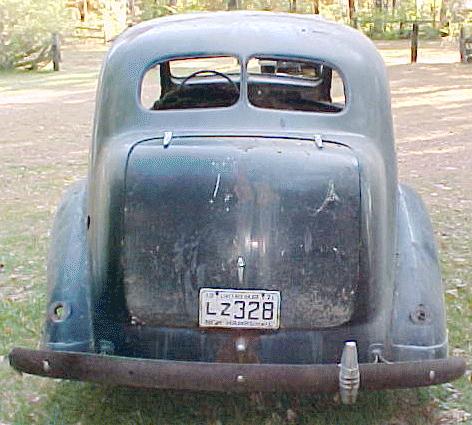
[141,56,345,113]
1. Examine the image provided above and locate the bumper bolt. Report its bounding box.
[42,360,51,372]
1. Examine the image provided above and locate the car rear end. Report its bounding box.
[9,12,466,401]
[10,134,466,400]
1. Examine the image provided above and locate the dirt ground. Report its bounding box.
[0,39,471,424]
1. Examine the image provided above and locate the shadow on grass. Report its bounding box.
[27,380,436,425]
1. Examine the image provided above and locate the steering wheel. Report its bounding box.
[155,69,239,110]
[178,69,239,95]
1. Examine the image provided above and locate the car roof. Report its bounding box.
[114,11,375,63]
[94,12,393,149]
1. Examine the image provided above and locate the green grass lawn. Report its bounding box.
[0,42,470,424]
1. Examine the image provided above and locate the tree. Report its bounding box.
[227,0,241,9]
[0,0,72,70]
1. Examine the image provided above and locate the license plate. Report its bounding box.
[199,288,281,329]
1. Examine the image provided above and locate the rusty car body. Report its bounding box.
[10,12,465,403]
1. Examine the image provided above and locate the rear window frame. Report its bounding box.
[139,54,244,112]
[245,54,348,115]
[139,54,349,115]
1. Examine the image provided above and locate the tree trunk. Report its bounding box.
[411,22,419,63]
[348,0,356,27]
[227,0,240,10]
[459,26,467,63]
[52,33,61,72]
[79,0,88,22]
[313,0,319,14]
[374,0,384,34]
[439,0,448,27]
[128,0,135,23]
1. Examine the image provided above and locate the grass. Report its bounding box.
[0,375,446,425]
[433,208,472,417]
[0,41,471,424]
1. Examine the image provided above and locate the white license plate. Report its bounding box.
[199,288,281,329]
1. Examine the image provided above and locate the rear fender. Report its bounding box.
[389,184,447,361]
[45,180,94,352]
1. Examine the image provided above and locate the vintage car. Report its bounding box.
[10,12,465,404]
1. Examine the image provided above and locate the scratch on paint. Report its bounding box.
[212,173,221,199]
[314,180,340,215]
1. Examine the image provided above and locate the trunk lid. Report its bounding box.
[123,137,360,329]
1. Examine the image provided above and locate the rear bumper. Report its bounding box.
[9,347,466,393]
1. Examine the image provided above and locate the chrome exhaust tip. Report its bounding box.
[339,341,360,404]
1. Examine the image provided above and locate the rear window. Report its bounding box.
[141,56,345,113]
[168,56,240,78]
[247,57,345,113]
[141,56,241,110]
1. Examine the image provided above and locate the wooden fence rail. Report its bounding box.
[13,33,61,71]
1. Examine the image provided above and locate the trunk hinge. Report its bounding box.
[163,131,173,148]
[314,134,324,149]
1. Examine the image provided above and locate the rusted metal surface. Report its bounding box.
[10,348,466,393]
